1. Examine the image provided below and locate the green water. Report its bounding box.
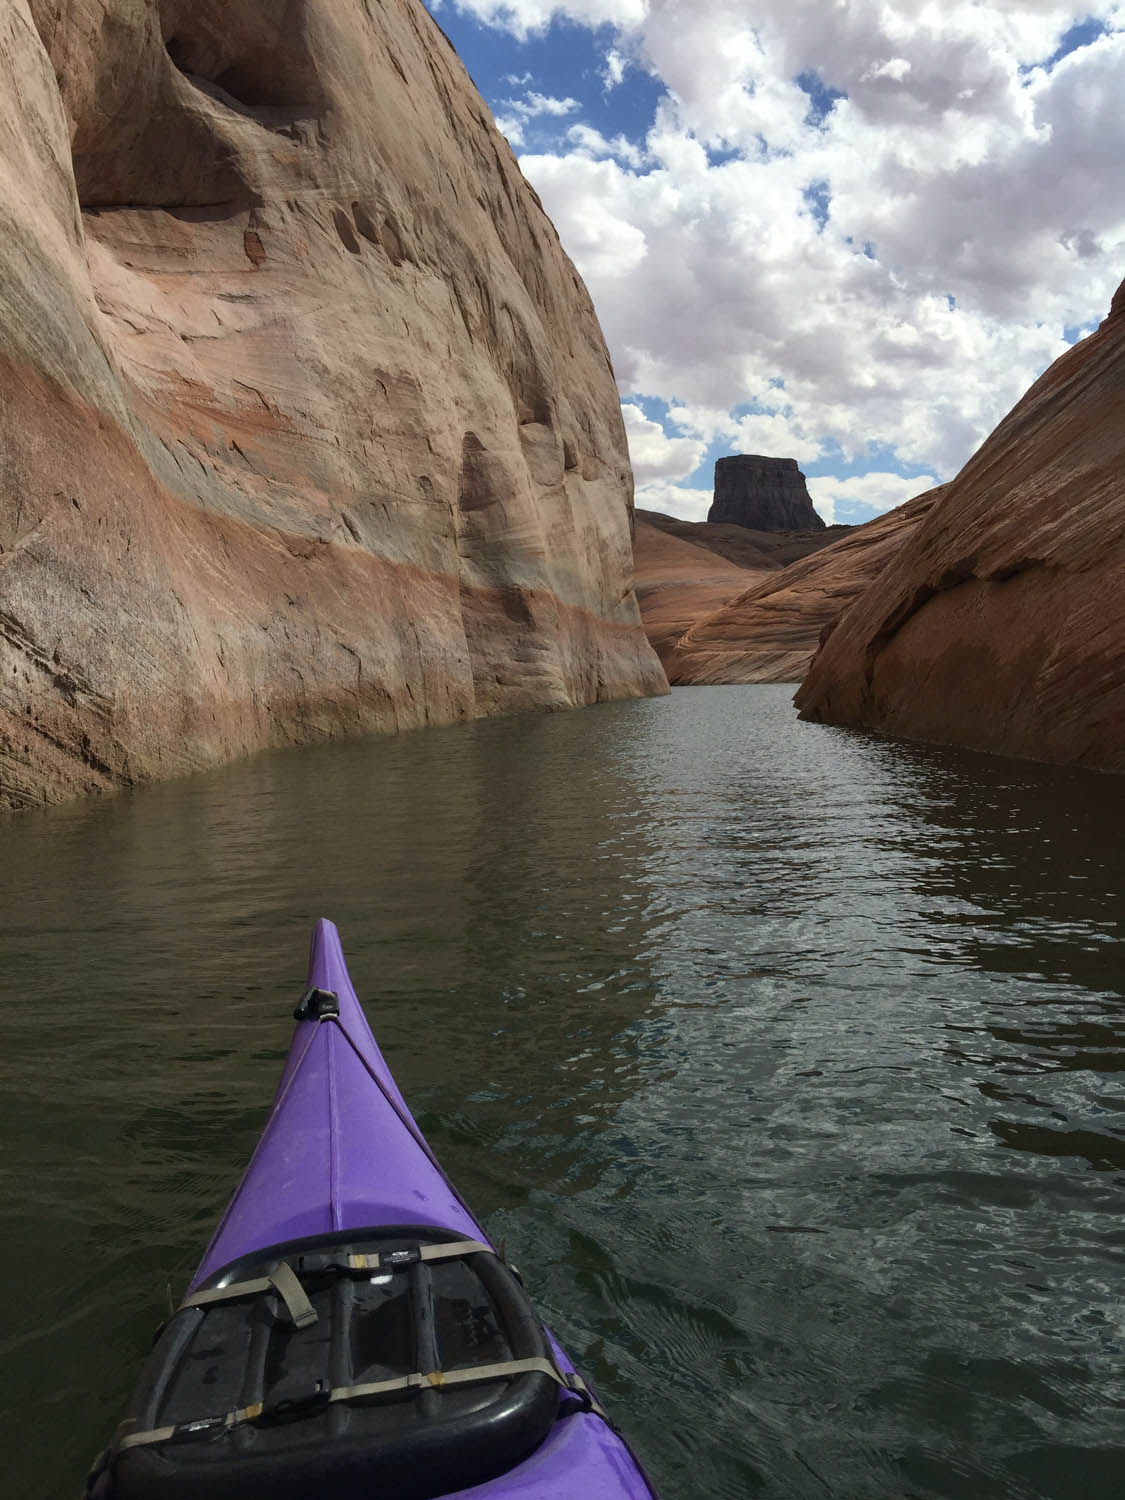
[1,685,1122,1499]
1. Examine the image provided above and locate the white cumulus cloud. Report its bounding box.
[566,124,648,167]
[454,0,1125,506]
[633,481,714,522]
[807,471,940,525]
[621,403,707,483]
[602,47,627,90]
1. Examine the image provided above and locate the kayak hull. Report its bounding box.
[190,920,481,1290]
[93,920,657,1500]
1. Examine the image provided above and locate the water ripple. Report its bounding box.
[0,686,1123,1498]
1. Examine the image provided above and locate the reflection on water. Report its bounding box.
[0,685,1122,1499]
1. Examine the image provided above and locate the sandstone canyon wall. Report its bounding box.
[0,0,665,810]
[632,517,757,662]
[633,509,851,674]
[637,509,848,572]
[796,281,1125,772]
[663,490,941,684]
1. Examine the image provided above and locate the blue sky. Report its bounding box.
[429,1,1125,524]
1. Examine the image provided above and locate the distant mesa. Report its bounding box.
[708,455,825,533]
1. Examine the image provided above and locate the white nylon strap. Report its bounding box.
[115,1402,265,1453]
[331,1355,563,1402]
[346,1238,493,1271]
[114,1354,607,1452]
[180,1260,317,1329]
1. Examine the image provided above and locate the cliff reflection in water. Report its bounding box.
[0,684,1122,1500]
[872,742,1125,1176]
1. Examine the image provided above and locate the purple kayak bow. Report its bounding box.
[182,919,658,1500]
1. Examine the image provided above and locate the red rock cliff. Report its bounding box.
[796,280,1125,771]
[0,0,665,809]
[665,490,941,685]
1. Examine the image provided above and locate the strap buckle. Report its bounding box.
[255,1381,331,1427]
[564,1370,609,1420]
[166,1414,229,1445]
[378,1245,422,1272]
[344,1243,423,1274]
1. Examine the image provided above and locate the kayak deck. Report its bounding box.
[191,921,480,1290]
[89,920,657,1500]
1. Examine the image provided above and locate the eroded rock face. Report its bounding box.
[632,517,761,663]
[0,0,665,810]
[796,280,1125,772]
[637,509,847,572]
[708,456,825,532]
[632,510,851,672]
[663,491,940,684]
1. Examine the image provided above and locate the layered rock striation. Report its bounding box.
[0,0,665,810]
[664,490,941,684]
[637,509,847,572]
[633,509,851,672]
[708,456,825,532]
[796,280,1125,772]
[632,518,760,662]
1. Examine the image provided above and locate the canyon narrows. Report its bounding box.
[0,0,665,810]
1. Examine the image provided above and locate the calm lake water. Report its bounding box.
[1,684,1122,1500]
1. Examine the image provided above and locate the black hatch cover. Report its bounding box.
[105,1226,560,1500]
